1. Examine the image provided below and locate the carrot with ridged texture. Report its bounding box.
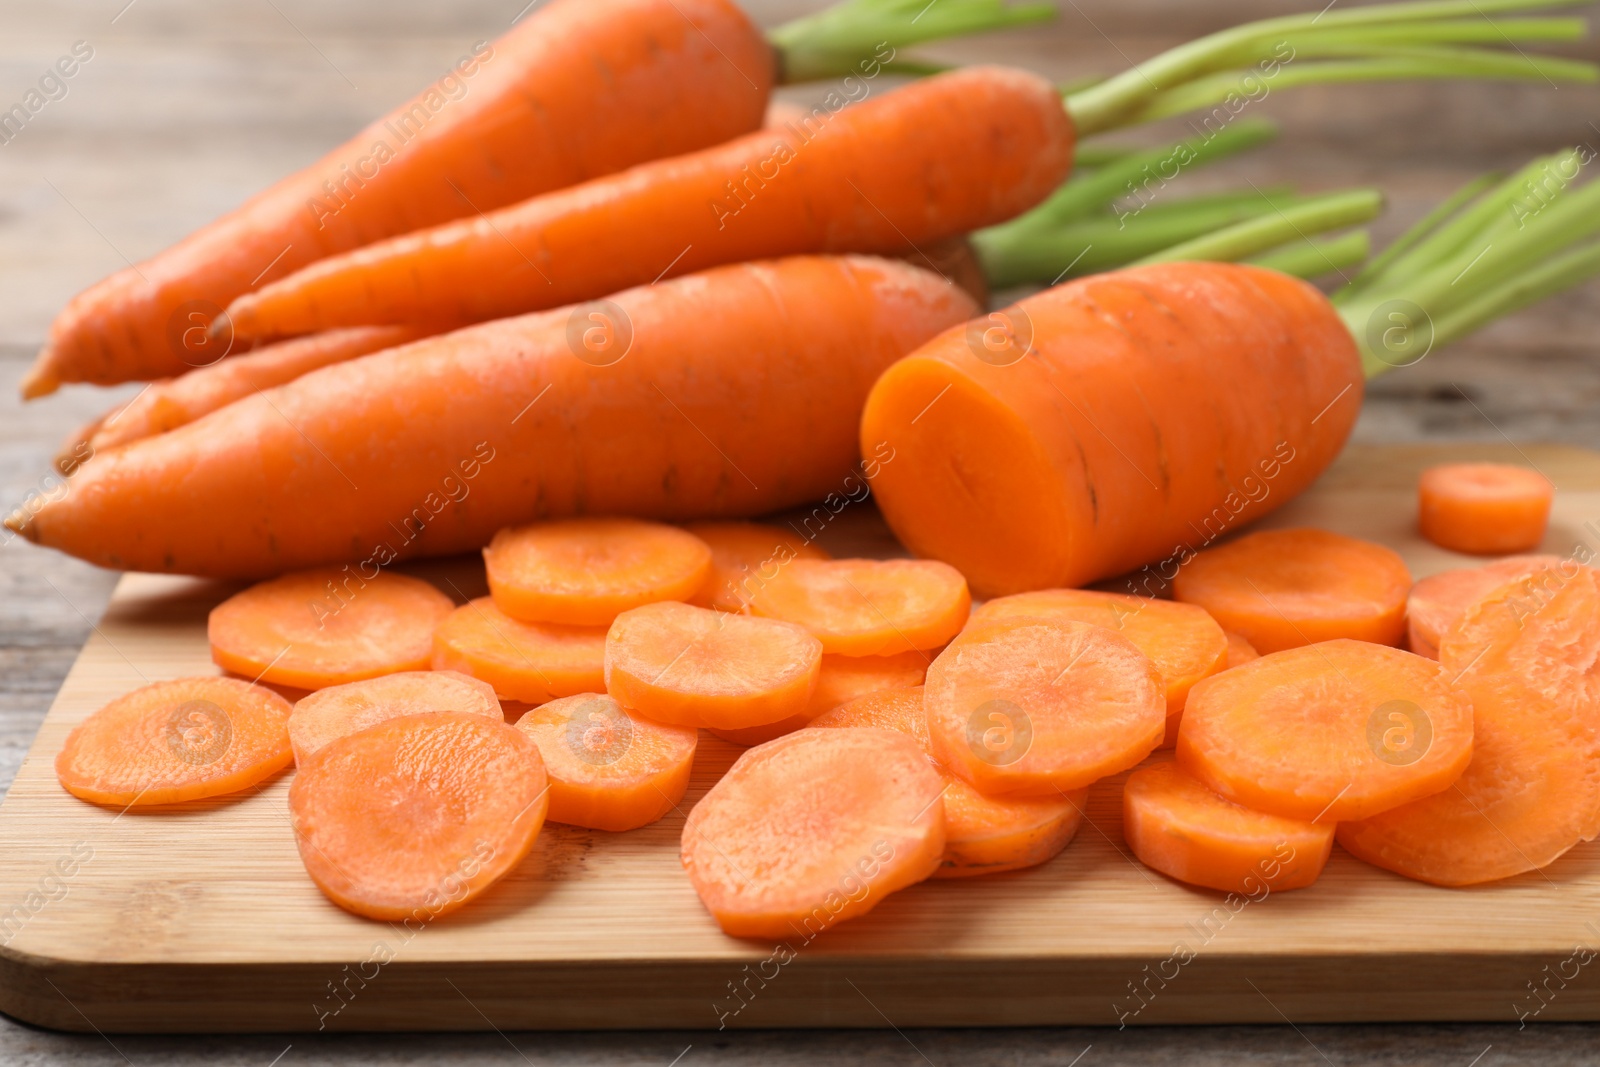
[287,669,502,765]
[1405,554,1563,659]
[431,597,606,703]
[1418,462,1555,554]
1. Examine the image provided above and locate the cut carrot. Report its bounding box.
[1405,554,1564,659]
[485,518,712,626]
[1177,639,1474,823]
[1224,631,1260,669]
[707,649,929,747]
[926,616,1165,797]
[290,711,548,920]
[749,558,970,656]
[1419,462,1555,555]
[515,693,697,832]
[1338,566,1600,886]
[56,676,293,806]
[1171,528,1411,654]
[683,521,829,613]
[972,588,1226,746]
[681,726,945,938]
[812,687,1085,879]
[605,601,821,730]
[288,669,502,765]
[208,567,453,690]
[1123,760,1334,894]
[431,597,606,703]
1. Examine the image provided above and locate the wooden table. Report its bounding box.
[3,0,1600,1062]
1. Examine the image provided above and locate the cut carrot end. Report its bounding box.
[432,597,607,703]
[747,557,971,655]
[1405,554,1563,660]
[1418,462,1555,555]
[683,521,830,612]
[19,351,59,400]
[288,669,502,765]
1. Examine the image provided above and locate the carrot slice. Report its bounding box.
[812,687,1085,879]
[288,669,502,765]
[431,597,606,703]
[56,676,292,806]
[1177,639,1474,823]
[707,649,929,746]
[1172,528,1411,653]
[208,567,453,690]
[289,712,548,921]
[605,601,821,730]
[1338,567,1600,885]
[972,588,1226,746]
[925,616,1165,797]
[1123,760,1334,894]
[514,693,697,832]
[1418,462,1555,555]
[683,521,829,612]
[681,727,945,938]
[1405,554,1564,659]
[1224,631,1260,668]
[748,558,970,655]
[484,518,712,625]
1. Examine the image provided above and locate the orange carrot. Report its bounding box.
[1224,631,1260,668]
[706,648,928,747]
[605,601,821,730]
[1405,554,1563,659]
[1338,565,1600,885]
[683,520,830,613]
[56,676,292,806]
[681,726,945,938]
[515,693,697,832]
[1123,759,1333,894]
[208,567,453,689]
[1177,639,1474,823]
[485,518,712,625]
[1418,462,1555,555]
[1171,528,1412,654]
[431,597,606,703]
[287,669,501,765]
[9,256,975,577]
[748,558,970,655]
[289,711,548,920]
[925,616,1165,797]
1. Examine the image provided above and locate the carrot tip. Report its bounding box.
[19,351,59,400]
[3,507,33,540]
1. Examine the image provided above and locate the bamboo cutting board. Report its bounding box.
[3,442,1600,1034]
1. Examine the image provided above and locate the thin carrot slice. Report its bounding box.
[1172,528,1412,653]
[1419,462,1555,555]
[431,597,606,703]
[683,521,829,612]
[973,588,1226,746]
[1224,631,1260,668]
[484,518,712,626]
[707,649,929,747]
[289,712,548,921]
[681,727,945,938]
[1405,554,1564,659]
[925,616,1165,797]
[605,601,821,730]
[812,687,1085,879]
[288,670,502,765]
[208,567,453,690]
[1123,760,1334,894]
[1177,639,1474,823]
[1338,567,1600,885]
[748,558,970,655]
[515,693,697,832]
[56,676,292,806]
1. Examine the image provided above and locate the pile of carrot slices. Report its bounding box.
[54,472,1600,929]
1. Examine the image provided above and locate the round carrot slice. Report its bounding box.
[1177,639,1474,823]
[1339,567,1600,885]
[1418,462,1555,555]
[1172,528,1411,654]
[56,676,292,806]
[605,601,821,730]
[1123,760,1334,894]
[1223,631,1260,668]
[707,649,929,747]
[683,521,830,613]
[289,712,548,921]
[484,518,712,626]
[288,669,502,764]
[515,693,697,832]
[925,617,1166,798]
[748,558,970,655]
[1405,554,1564,659]
[681,727,945,938]
[208,567,453,690]
[431,597,606,703]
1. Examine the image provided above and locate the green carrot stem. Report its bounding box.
[1133,189,1384,267]
[1248,230,1373,279]
[1425,240,1600,348]
[1339,171,1502,297]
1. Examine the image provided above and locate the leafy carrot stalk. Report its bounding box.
[220,0,1592,343]
[23,0,1050,396]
